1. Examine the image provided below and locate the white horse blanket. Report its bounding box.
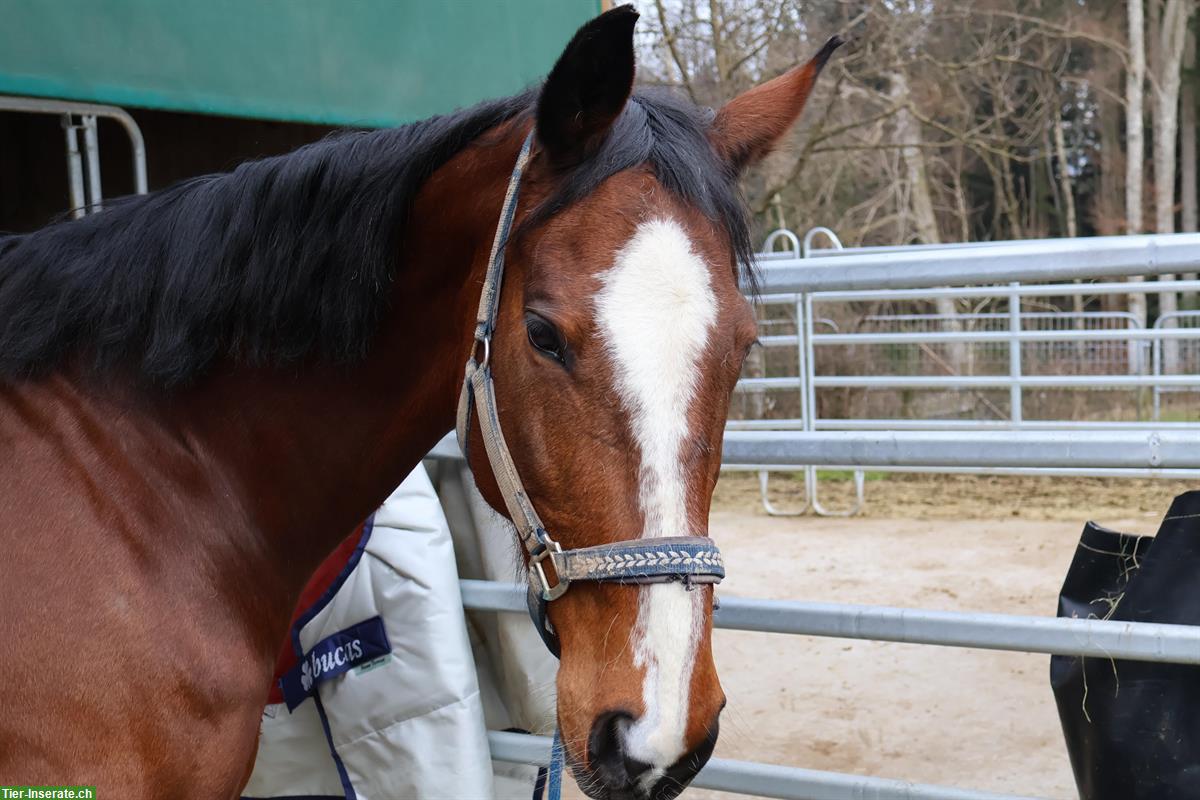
[241,463,553,800]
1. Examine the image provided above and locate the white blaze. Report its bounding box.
[594,217,716,770]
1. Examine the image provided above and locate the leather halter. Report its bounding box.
[455,131,726,658]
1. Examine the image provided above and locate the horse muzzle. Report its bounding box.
[580,710,719,800]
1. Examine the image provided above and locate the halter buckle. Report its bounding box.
[530,538,568,601]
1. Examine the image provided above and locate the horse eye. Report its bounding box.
[525,314,566,365]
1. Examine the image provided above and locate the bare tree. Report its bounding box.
[1148,0,1196,369]
[1052,105,1079,239]
[1127,0,1148,347]
[1183,29,1198,235]
[1182,28,1198,306]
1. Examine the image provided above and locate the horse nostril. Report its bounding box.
[588,711,635,788]
[586,711,718,800]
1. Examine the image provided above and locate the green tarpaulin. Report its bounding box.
[0,1,599,126]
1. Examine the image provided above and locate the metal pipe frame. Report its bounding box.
[60,115,86,219]
[488,730,1045,800]
[863,311,1141,322]
[2,94,148,196]
[807,278,1200,303]
[728,418,1200,431]
[721,429,1200,469]
[736,375,1200,391]
[741,235,1200,498]
[461,580,1200,665]
[760,314,1151,349]
[81,114,103,212]
[755,295,818,516]
[754,233,1200,293]
[1152,311,1200,418]
[812,374,1200,388]
[798,232,1112,258]
[721,464,1200,479]
[810,326,1200,345]
[797,293,865,516]
[1007,284,1022,424]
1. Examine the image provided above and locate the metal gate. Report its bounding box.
[734,231,1200,516]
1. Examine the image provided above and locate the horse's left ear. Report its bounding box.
[536,4,638,167]
[710,36,845,174]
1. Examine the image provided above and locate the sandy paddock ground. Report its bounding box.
[578,474,1195,800]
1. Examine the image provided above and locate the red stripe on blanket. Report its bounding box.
[266,523,364,706]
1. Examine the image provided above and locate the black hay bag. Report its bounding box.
[1051,491,1200,800]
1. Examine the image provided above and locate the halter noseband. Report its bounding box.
[454,131,726,658]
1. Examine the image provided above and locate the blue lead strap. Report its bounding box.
[547,729,565,800]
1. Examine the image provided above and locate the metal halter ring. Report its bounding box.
[530,538,568,601]
[474,335,491,370]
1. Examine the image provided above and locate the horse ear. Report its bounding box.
[710,36,845,174]
[536,4,638,167]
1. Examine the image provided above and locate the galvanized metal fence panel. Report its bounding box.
[488,730,1048,800]
[735,232,1200,517]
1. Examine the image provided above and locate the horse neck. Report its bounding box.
[156,125,526,608]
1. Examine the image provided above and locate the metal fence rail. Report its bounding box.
[754,233,1200,293]
[739,374,1200,390]
[461,580,1200,665]
[488,730,1045,800]
[720,429,1200,470]
[434,429,1200,471]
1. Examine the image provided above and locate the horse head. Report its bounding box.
[458,7,841,797]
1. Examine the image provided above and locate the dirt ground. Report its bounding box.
[657,474,1193,800]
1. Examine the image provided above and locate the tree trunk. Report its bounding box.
[952,147,970,242]
[708,0,727,85]
[1182,28,1198,307]
[890,72,967,372]
[1128,0,1148,238]
[1152,0,1189,230]
[999,151,1024,240]
[1151,0,1194,371]
[1043,129,1063,237]
[1097,93,1124,243]
[1099,97,1125,232]
[1098,96,1125,311]
[1054,109,1079,239]
[1127,0,1148,374]
[1053,108,1085,325]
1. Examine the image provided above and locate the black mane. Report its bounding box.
[0,88,752,387]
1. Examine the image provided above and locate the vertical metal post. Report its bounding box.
[61,114,86,219]
[804,291,866,517]
[1153,318,1163,421]
[756,292,815,516]
[803,293,819,509]
[1008,282,1023,425]
[81,114,103,212]
[796,295,809,426]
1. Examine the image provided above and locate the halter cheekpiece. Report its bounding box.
[454,131,726,657]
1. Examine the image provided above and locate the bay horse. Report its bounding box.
[0,7,838,799]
